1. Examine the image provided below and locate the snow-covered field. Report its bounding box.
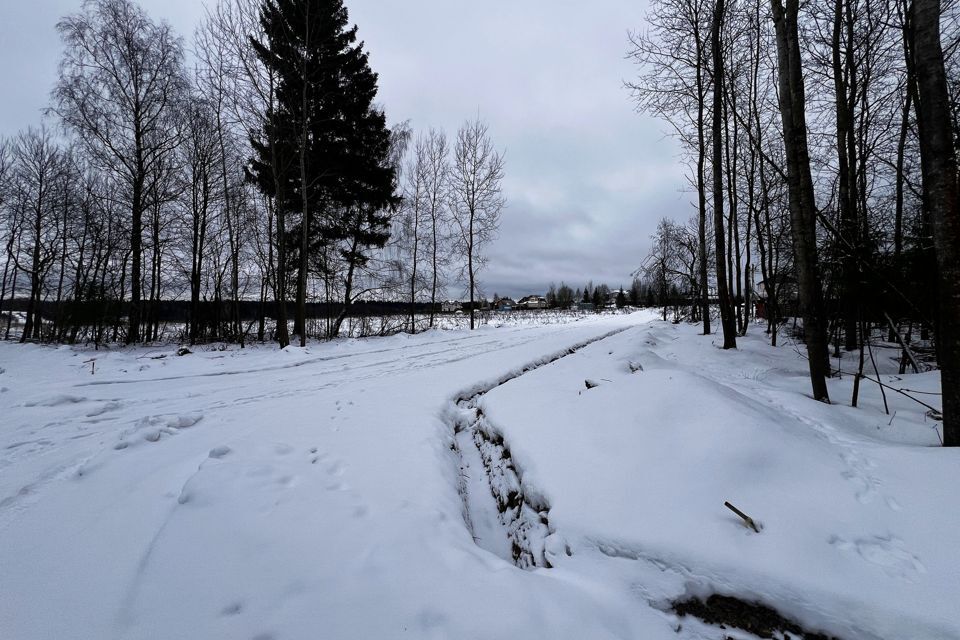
[1,311,956,639]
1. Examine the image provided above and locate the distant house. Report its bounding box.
[607,289,627,304]
[494,297,516,311]
[758,274,797,299]
[518,295,549,310]
[441,300,462,313]
[755,274,799,320]
[572,302,595,312]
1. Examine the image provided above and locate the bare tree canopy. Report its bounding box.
[449,118,506,330]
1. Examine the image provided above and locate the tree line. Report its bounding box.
[630,0,960,445]
[0,0,506,348]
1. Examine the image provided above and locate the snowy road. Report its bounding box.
[2,312,957,640]
[1,313,669,640]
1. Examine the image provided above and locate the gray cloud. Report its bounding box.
[0,0,692,300]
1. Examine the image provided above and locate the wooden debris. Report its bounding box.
[724,501,760,533]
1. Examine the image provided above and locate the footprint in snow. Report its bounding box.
[114,414,204,450]
[829,534,926,582]
[85,400,123,418]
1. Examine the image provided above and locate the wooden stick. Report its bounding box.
[724,501,760,533]
[884,312,921,374]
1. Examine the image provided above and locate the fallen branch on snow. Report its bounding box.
[724,501,761,533]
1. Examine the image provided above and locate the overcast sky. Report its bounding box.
[0,0,690,299]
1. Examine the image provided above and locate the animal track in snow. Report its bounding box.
[829,534,926,582]
[209,446,231,459]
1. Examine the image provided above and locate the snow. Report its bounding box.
[0,311,957,639]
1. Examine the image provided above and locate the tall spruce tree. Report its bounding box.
[248,0,397,346]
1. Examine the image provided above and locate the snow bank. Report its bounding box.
[480,321,958,639]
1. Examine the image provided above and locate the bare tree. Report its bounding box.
[642,217,703,321]
[0,138,14,332]
[422,129,450,327]
[394,128,451,331]
[8,128,66,342]
[712,0,738,349]
[628,0,713,335]
[398,133,429,332]
[179,100,222,345]
[771,0,832,402]
[52,0,187,344]
[201,0,285,346]
[449,119,506,330]
[195,9,248,346]
[910,0,960,445]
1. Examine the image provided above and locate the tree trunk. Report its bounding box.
[331,237,359,339]
[833,0,859,352]
[771,0,831,402]
[910,0,960,445]
[295,7,311,347]
[430,210,438,328]
[468,233,475,330]
[410,211,420,333]
[696,28,712,337]
[712,0,737,349]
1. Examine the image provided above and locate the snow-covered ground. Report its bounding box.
[1,312,956,639]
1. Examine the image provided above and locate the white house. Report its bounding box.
[518,295,549,310]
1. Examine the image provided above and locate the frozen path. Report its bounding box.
[0,313,672,640]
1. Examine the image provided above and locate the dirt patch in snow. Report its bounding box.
[673,594,842,640]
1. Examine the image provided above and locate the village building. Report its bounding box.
[517,295,549,310]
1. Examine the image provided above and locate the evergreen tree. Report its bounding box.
[248,0,397,345]
[629,277,642,306]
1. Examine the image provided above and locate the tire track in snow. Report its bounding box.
[448,326,633,569]
[72,329,541,387]
[0,325,592,532]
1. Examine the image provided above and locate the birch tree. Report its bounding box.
[449,119,505,330]
[52,0,187,344]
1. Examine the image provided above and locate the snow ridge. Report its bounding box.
[448,327,630,569]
